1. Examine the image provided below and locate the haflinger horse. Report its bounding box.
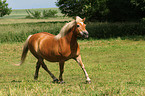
[15,16,91,84]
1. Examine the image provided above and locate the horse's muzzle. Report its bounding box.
[80,31,89,38]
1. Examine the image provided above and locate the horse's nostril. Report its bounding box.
[85,33,88,35]
[83,31,89,35]
[82,31,89,38]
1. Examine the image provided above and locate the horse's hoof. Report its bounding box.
[59,81,65,84]
[53,79,59,83]
[34,77,38,81]
[86,80,91,84]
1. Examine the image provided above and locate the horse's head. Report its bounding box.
[75,16,89,38]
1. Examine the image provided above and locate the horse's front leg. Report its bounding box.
[59,61,65,84]
[74,55,91,83]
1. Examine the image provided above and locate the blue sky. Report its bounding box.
[7,0,58,9]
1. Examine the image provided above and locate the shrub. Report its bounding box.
[31,11,41,19]
[43,9,58,17]
[26,10,41,19]
[87,22,145,39]
[26,9,58,19]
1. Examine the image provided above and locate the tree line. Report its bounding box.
[56,0,145,22]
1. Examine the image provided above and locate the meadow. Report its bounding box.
[1,39,145,95]
[0,8,145,95]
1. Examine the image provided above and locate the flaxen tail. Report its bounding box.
[14,35,32,66]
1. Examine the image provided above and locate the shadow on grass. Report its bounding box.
[0,79,49,84]
[120,35,145,41]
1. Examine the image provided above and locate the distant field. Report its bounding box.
[0,17,72,24]
[0,8,72,24]
[2,8,63,19]
[0,8,71,24]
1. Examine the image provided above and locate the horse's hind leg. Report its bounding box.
[41,60,59,82]
[34,60,41,80]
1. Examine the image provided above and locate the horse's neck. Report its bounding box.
[57,27,79,57]
[64,27,77,43]
[59,27,77,46]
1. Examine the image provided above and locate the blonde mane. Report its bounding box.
[55,16,83,40]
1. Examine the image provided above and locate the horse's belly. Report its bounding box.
[45,49,79,62]
[43,54,76,62]
[44,57,60,62]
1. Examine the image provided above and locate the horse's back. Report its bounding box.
[28,32,56,59]
[28,32,55,47]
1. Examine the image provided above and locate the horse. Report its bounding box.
[15,16,91,83]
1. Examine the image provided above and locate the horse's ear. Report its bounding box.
[83,18,86,22]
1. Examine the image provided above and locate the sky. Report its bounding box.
[6,0,58,9]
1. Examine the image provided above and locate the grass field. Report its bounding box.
[0,39,145,95]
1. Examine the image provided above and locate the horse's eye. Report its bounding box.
[77,25,80,27]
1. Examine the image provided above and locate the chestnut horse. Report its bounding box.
[16,16,91,83]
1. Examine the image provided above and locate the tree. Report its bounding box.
[56,0,108,21]
[131,0,145,20]
[107,0,145,21]
[56,0,145,21]
[107,0,134,21]
[56,0,84,17]
[84,0,109,21]
[0,0,12,17]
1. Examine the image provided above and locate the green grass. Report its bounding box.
[0,39,145,95]
[0,22,66,43]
